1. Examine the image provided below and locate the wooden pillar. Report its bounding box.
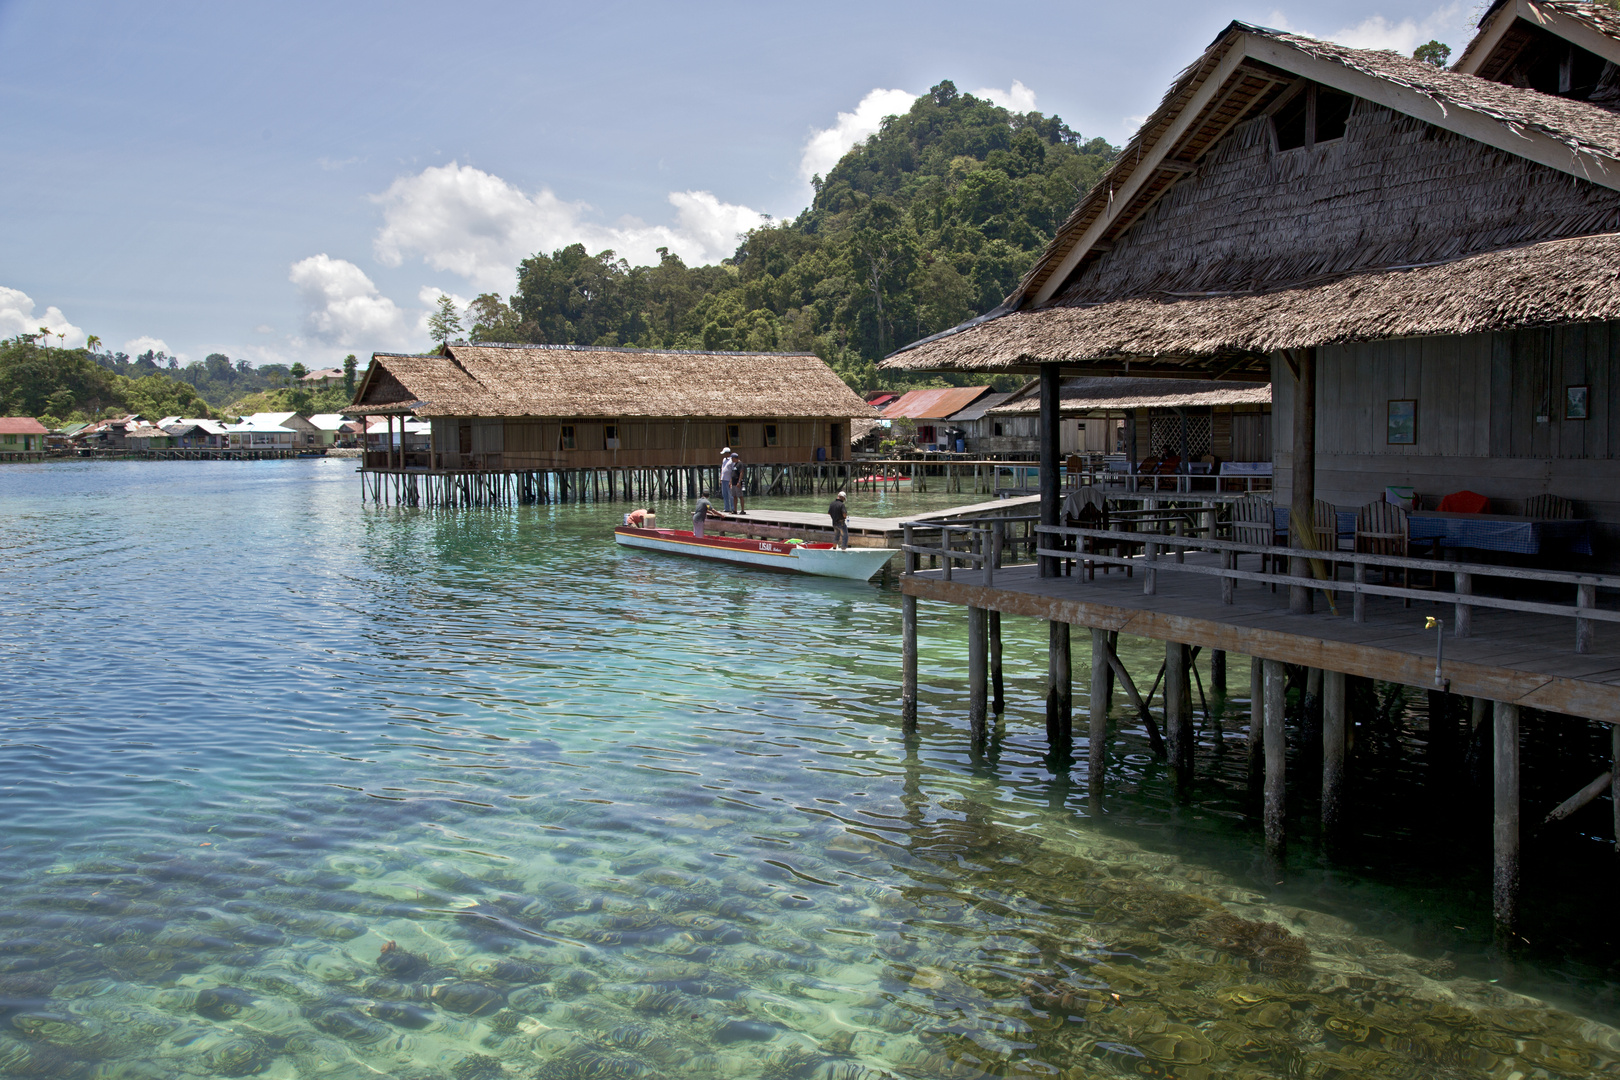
[1612,724,1620,854]
[1165,642,1193,783]
[1248,656,1265,783]
[1263,658,1287,855]
[1089,629,1110,791]
[902,528,918,731]
[1322,669,1347,835]
[1210,649,1227,697]
[1288,347,1316,615]
[990,612,1005,715]
[1039,364,1061,578]
[1046,621,1071,753]
[968,607,988,743]
[1493,700,1520,935]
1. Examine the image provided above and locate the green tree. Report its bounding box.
[1413,40,1451,68]
[428,295,464,347]
[289,362,308,382]
[342,353,358,395]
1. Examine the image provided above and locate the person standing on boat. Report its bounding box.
[729,453,746,515]
[829,490,849,549]
[719,450,737,513]
[692,491,723,537]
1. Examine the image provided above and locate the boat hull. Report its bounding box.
[614,527,893,581]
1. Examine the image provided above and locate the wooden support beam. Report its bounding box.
[1211,649,1227,697]
[1248,655,1264,785]
[1047,621,1071,752]
[1039,364,1061,578]
[1089,629,1111,792]
[1104,647,1168,759]
[1614,725,1620,854]
[902,527,917,730]
[1288,346,1316,615]
[1166,642,1193,782]
[1322,669,1347,835]
[990,612,1005,716]
[968,606,988,743]
[1494,700,1520,935]
[1543,770,1613,826]
[1264,658,1287,856]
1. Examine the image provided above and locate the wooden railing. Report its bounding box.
[899,514,1619,654]
[1032,524,1620,654]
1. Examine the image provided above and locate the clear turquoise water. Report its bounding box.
[2,458,1618,1079]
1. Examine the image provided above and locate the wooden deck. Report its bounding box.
[903,553,1620,720]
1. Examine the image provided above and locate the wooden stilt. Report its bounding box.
[1493,700,1520,935]
[1613,724,1620,854]
[1047,621,1071,754]
[1211,649,1227,697]
[1288,346,1316,616]
[1322,669,1347,835]
[968,606,988,744]
[1089,629,1110,791]
[1248,656,1265,784]
[990,612,1005,716]
[1103,646,1167,759]
[1166,641,1193,783]
[1263,658,1287,856]
[902,526,917,731]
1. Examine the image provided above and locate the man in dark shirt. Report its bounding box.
[693,491,722,537]
[828,490,849,548]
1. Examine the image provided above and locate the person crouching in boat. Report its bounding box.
[624,508,653,528]
[692,491,725,537]
[829,490,849,548]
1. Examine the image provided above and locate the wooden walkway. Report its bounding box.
[904,553,1620,720]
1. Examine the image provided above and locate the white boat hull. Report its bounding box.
[614,527,894,581]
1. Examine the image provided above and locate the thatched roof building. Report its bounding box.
[351,342,870,471]
[882,18,1620,377]
[989,377,1270,414]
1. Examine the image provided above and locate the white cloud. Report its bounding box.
[1266,3,1467,55]
[975,80,1037,113]
[122,335,174,359]
[0,286,86,346]
[799,88,918,186]
[288,254,413,349]
[370,162,767,292]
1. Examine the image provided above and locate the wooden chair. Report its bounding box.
[1355,501,1432,606]
[1524,493,1575,519]
[1134,456,1160,491]
[1231,496,1278,576]
[1153,454,1182,491]
[1063,486,1131,579]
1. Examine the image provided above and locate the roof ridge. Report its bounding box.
[446,341,818,358]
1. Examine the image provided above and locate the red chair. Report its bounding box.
[1437,490,1489,514]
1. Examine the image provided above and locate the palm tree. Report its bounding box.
[86,334,101,353]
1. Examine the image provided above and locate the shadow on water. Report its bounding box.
[0,460,1617,1077]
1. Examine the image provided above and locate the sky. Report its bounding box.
[0,0,1481,368]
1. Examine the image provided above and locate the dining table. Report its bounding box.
[1272,507,1593,556]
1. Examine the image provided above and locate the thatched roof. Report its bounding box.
[352,342,870,420]
[990,377,1270,415]
[1458,1,1620,79]
[883,20,1620,375]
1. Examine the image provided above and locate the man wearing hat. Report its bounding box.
[719,447,736,513]
[828,490,849,549]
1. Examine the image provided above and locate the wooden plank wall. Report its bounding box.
[420,417,846,470]
[1274,323,1620,539]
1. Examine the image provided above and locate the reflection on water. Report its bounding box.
[0,459,1616,1078]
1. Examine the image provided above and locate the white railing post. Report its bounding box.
[1577,583,1596,654]
[1455,572,1473,638]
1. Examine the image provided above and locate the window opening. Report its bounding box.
[560,425,575,450]
[1274,85,1353,151]
[727,423,740,446]
[604,424,618,449]
[764,423,778,447]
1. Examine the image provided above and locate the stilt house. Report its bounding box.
[351,342,869,471]
[886,9,1620,552]
[882,6,1620,936]
[985,377,1270,459]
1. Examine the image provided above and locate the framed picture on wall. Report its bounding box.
[1566,385,1590,420]
[1386,399,1416,445]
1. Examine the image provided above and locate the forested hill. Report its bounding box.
[468,82,1118,390]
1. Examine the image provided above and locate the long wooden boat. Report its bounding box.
[613,525,894,581]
